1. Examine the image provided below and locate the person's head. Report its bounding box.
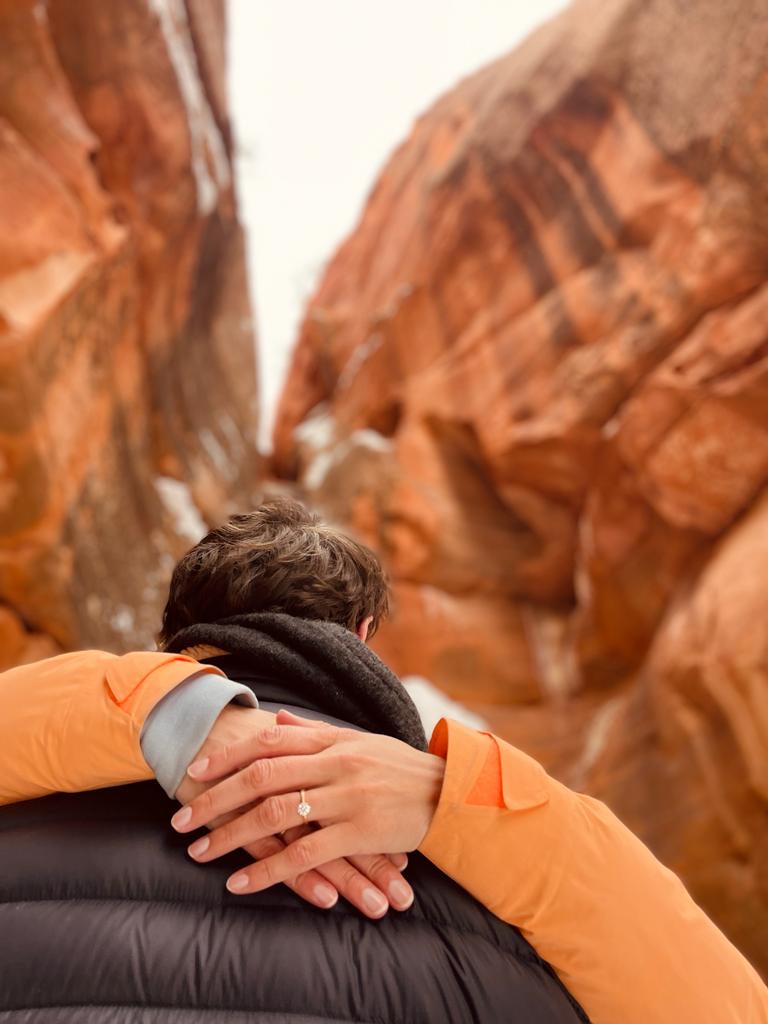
[158,497,389,648]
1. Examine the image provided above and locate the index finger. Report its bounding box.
[173,753,329,833]
[227,823,363,895]
[187,721,339,782]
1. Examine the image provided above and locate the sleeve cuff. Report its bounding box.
[140,671,258,797]
[420,718,550,865]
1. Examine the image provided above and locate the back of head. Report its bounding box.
[158,497,389,647]
[1,511,587,1022]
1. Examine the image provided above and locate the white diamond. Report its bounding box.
[297,801,311,818]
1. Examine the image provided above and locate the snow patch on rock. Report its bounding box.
[155,476,207,543]
[347,429,393,454]
[200,428,230,474]
[294,404,337,451]
[338,332,384,390]
[570,694,625,789]
[149,0,229,215]
[294,404,393,491]
[110,605,136,636]
[305,429,393,491]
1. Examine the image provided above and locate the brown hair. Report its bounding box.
[158,497,389,647]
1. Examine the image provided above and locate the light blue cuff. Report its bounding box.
[140,671,258,798]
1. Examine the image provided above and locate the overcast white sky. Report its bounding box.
[228,0,569,447]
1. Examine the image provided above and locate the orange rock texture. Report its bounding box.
[0,0,259,663]
[274,0,768,973]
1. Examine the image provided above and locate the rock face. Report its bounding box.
[0,0,259,658]
[274,0,768,974]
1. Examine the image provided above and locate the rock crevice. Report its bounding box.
[275,0,768,974]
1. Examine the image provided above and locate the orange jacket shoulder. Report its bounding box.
[0,649,223,803]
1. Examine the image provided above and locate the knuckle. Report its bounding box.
[217,742,234,767]
[245,758,271,790]
[218,739,246,771]
[195,787,216,819]
[336,864,360,891]
[361,854,391,881]
[320,725,344,751]
[256,857,277,887]
[259,724,284,746]
[287,836,318,870]
[258,796,285,831]
[216,819,237,850]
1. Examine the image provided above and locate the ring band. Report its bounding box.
[297,789,311,824]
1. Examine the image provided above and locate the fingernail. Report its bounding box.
[362,887,388,916]
[227,874,249,893]
[188,836,210,859]
[187,757,209,778]
[389,880,414,909]
[391,854,408,870]
[171,806,192,830]
[313,883,337,908]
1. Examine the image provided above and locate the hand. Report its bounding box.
[175,705,413,917]
[171,709,446,896]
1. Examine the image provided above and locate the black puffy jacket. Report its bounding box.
[0,776,589,1023]
[1,646,588,1024]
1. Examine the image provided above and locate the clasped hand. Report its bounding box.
[172,708,445,912]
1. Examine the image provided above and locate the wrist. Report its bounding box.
[413,751,446,847]
[202,705,276,753]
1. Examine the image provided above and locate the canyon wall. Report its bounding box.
[0,0,259,665]
[274,0,768,973]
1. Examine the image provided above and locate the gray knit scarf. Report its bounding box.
[164,612,428,751]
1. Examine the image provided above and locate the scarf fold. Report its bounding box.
[165,613,428,751]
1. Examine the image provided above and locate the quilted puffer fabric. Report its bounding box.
[0,782,588,1023]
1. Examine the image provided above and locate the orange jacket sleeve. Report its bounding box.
[0,650,222,804]
[419,719,768,1024]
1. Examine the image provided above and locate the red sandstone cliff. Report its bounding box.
[0,0,259,664]
[274,0,768,973]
